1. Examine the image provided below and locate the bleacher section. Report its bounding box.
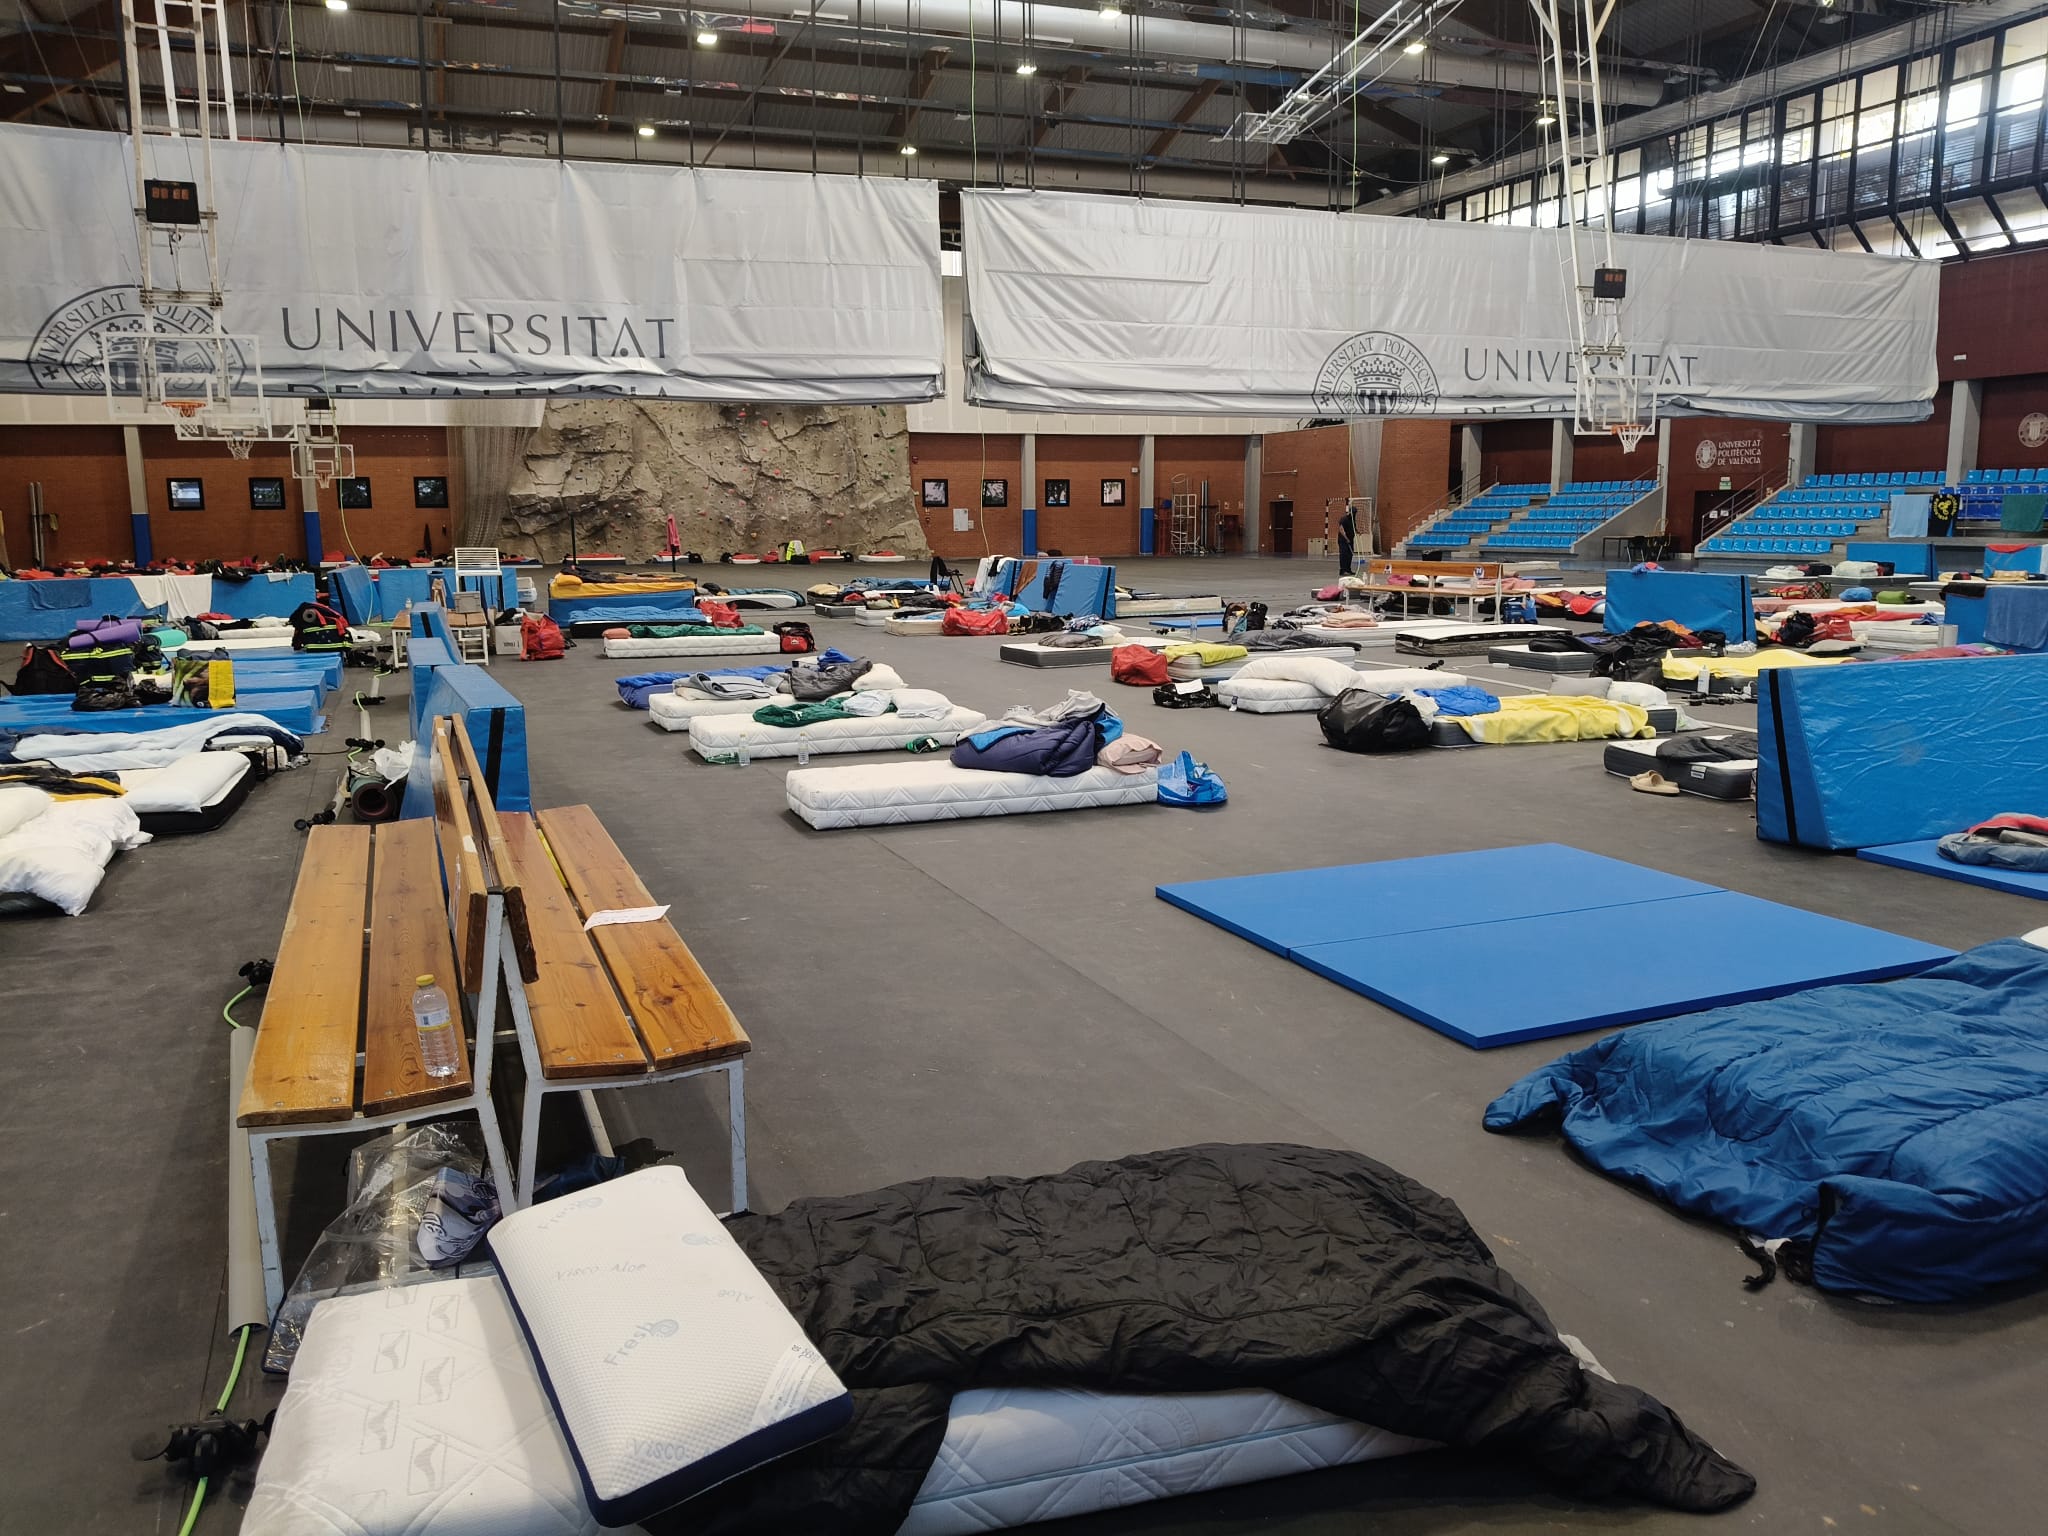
[1961,467,2048,523]
[1406,480,1653,555]
[1406,482,1546,550]
[1698,471,1937,557]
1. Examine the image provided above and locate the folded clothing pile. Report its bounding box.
[955,692,1126,777]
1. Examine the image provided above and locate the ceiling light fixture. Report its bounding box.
[638,123,656,137]
[1098,2,1121,18]
[1534,102,1556,126]
[1016,60,1038,75]
[1402,38,1426,54]
[1431,151,1449,164]
[899,143,919,156]
[324,0,347,10]
[696,27,718,44]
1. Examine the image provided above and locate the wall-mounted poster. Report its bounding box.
[1043,478,1070,507]
[921,478,949,507]
[1101,478,1126,506]
[248,476,286,510]
[981,478,1008,508]
[414,475,450,509]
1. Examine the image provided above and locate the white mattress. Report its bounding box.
[854,607,899,625]
[647,665,909,731]
[884,612,951,636]
[788,760,1158,828]
[164,628,376,655]
[1115,594,1223,616]
[600,632,781,657]
[245,1285,1432,1536]
[116,750,249,813]
[1216,666,1469,714]
[902,1387,1428,1535]
[690,705,985,760]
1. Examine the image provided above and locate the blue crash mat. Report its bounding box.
[1858,840,2048,900]
[1156,844,1716,955]
[1159,845,1951,1048]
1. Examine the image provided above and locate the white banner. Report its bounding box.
[962,189,1939,421]
[0,125,943,403]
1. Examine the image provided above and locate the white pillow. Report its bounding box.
[889,688,954,720]
[0,798,150,915]
[487,1167,851,1526]
[1231,655,1362,695]
[0,786,52,839]
[117,752,249,814]
[1607,680,1669,710]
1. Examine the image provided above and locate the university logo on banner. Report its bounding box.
[28,285,249,394]
[1312,332,1440,416]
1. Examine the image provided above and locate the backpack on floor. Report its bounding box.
[773,621,816,654]
[9,644,77,696]
[289,600,351,652]
[520,614,568,661]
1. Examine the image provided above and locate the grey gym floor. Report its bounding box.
[2,555,2038,1536]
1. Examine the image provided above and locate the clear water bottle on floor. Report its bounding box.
[795,729,811,766]
[412,974,460,1079]
[736,732,751,767]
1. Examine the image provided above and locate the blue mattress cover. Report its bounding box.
[1486,939,2048,1302]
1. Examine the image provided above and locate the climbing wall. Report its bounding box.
[503,399,926,562]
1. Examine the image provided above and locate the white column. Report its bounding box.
[1244,435,1263,553]
[1945,380,1982,485]
[1786,421,1817,488]
[1021,432,1037,508]
[1137,433,1155,511]
[1348,420,1383,555]
[1459,423,1483,498]
[122,426,147,521]
[1550,419,1574,493]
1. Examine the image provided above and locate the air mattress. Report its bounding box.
[1603,738,1756,800]
[787,760,1158,828]
[600,632,782,658]
[690,706,985,761]
[118,752,255,834]
[1758,651,2048,850]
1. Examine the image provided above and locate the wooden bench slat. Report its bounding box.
[236,826,370,1128]
[445,714,536,983]
[537,805,752,1071]
[430,719,492,995]
[498,813,652,1080]
[360,819,475,1118]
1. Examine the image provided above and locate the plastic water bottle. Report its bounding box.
[412,975,460,1079]
[795,729,811,766]
[736,732,751,767]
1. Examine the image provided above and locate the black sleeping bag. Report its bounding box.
[653,1144,1754,1535]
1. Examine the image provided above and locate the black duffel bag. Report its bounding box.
[1316,689,1432,754]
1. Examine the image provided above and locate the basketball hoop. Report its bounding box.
[1612,422,1653,454]
[226,435,255,460]
[165,399,206,419]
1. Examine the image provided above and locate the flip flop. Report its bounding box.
[1629,771,1681,797]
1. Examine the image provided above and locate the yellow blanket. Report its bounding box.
[1660,649,1847,682]
[1455,695,1652,745]
[548,574,700,599]
[1162,642,1250,665]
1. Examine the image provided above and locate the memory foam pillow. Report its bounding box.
[487,1166,852,1526]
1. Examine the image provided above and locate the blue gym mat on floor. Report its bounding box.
[1158,844,1953,1048]
[1857,839,2048,899]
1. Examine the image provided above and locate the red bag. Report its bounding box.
[1111,644,1170,686]
[520,614,567,660]
[697,598,743,629]
[941,607,1010,636]
[774,621,816,653]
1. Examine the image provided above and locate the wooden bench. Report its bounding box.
[237,714,749,1315]
[1352,559,1507,621]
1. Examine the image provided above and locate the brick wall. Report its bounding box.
[910,432,1023,558]
[0,424,462,566]
[1155,436,1246,553]
[1663,418,1790,549]
[1477,420,1552,487]
[1258,425,1352,554]
[1034,434,1143,554]
[1376,419,1454,549]
[1814,406,1950,477]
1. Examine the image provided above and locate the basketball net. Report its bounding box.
[1612,422,1653,454]
[226,435,254,460]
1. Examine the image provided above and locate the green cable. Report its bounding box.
[222,985,253,1029]
[177,1325,253,1535]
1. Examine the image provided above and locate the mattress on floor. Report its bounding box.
[898,1386,1430,1536]
[1602,737,1757,800]
[812,601,864,617]
[1395,622,1569,656]
[999,641,1117,667]
[690,705,985,760]
[118,751,256,833]
[854,606,901,626]
[885,612,953,636]
[1216,666,1470,714]
[600,632,782,658]
[646,666,909,730]
[1114,594,1223,617]
[787,760,1158,828]
[1488,644,1595,673]
[1429,698,1669,747]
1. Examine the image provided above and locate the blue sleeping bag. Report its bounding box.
[951,711,1103,776]
[1485,939,2048,1302]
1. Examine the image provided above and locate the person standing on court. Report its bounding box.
[1337,503,1358,576]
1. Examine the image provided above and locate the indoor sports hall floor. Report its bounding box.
[2,557,2039,1536]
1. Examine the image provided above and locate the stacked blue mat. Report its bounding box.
[1158,845,1950,1048]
